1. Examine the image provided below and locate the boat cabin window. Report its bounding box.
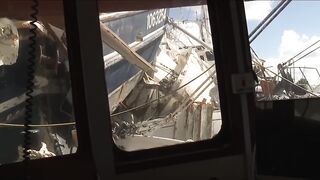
[244,1,320,101]
[0,0,77,165]
[98,4,223,151]
[245,2,320,178]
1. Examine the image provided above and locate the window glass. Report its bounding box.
[0,0,77,165]
[244,1,320,100]
[246,2,320,177]
[98,3,222,151]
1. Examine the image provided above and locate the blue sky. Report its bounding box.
[246,1,320,58]
[169,6,203,21]
[245,1,320,84]
[169,2,320,59]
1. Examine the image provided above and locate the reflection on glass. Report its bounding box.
[98,4,222,151]
[244,1,320,100]
[0,1,76,165]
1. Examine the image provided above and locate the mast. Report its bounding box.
[201,5,211,45]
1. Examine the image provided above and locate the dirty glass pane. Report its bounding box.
[244,1,320,100]
[0,1,77,165]
[98,3,222,151]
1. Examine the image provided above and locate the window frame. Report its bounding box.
[0,0,255,179]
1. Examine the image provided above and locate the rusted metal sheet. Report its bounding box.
[174,107,187,140]
[186,106,194,140]
[192,104,201,141]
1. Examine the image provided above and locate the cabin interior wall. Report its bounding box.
[256,99,320,179]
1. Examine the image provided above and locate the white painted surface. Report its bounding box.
[115,135,185,151]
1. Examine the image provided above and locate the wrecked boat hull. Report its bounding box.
[0,9,168,164]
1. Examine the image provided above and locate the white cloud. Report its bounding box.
[265,30,320,85]
[278,30,320,59]
[244,1,272,21]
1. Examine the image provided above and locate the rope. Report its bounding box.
[249,0,292,43]
[288,44,320,67]
[111,63,215,117]
[283,40,320,67]
[252,58,320,98]
[249,0,286,38]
